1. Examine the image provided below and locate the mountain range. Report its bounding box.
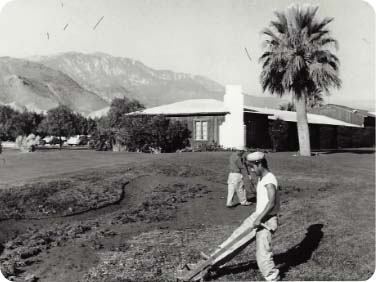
[1,52,287,116]
[0,56,107,115]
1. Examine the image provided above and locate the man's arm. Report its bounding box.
[252,183,277,227]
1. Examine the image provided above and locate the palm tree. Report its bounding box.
[260,4,341,156]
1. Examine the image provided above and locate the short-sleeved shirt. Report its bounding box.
[228,152,244,173]
[255,172,280,215]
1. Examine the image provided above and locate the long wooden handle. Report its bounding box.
[260,223,272,231]
[181,227,256,281]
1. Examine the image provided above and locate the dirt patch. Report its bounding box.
[0,221,94,279]
[0,176,127,219]
[81,225,260,282]
[140,161,227,184]
[112,180,211,224]
[82,229,203,282]
[0,170,212,281]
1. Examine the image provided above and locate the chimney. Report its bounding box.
[219,85,245,149]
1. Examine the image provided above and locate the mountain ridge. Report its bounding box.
[30,52,287,110]
[1,52,287,116]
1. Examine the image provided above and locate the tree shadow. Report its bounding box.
[208,224,324,280]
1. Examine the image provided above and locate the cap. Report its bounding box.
[246,151,265,162]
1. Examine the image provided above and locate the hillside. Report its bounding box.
[31,52,286,110]
[0,57,108,114]
[30,52,224,107]
[0,53,286,116]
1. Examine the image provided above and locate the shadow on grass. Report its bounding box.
[314,149,375,155]
[208,224,324,281]
[275,224,324,279]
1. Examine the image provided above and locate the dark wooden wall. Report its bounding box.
[168,113,271,150]
[167,112,374,151]
[168,114,226,149]
[268,120,375,151]
[244,113,271,149]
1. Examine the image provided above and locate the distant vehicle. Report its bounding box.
[67,135,89,146]
[41,136,66,146]
[42,136,54,144]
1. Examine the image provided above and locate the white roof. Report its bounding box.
[131,99,229,115]
[129,98,361,127]
[245,106,362,127]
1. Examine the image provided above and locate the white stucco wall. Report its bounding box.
[219,85,245,149]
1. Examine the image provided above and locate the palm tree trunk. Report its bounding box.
[295,93,311,156]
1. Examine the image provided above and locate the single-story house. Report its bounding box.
[130,94,272,149]
[130,85,371,150]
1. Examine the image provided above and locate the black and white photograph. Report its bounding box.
[0,0,375,281]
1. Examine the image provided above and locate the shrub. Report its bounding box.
[15,134,40,152]
[196,141,228,152]
[112,115,191,153]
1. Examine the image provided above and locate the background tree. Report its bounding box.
[38,105,77,148]
[279,102,296,111]
[108,97,145,127]
[91,97,144,150]
[72,113,90,135]
[0,106,45,141]
[260,4,341,156]
[0,105,17,141]
[13,110,45,137]
[86,118,98,136]
[306,88,324,109]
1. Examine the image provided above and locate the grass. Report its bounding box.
[0,149,374,281]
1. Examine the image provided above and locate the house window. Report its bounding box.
[195,121,208,140]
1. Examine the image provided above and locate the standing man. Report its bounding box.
[215,151,280,281]
[226,149,252,207]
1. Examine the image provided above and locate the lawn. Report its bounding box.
[0,149,374,281]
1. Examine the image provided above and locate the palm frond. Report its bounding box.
[273,11,288,33]
[271,21,286,34]
[262,28,284,44]
[309,62,341,92]
[302,6,319,29]
[311,17,334,34]
[318,38,339,50]
[308,30,329,43]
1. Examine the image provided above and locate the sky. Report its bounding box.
[0,0,374,107]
